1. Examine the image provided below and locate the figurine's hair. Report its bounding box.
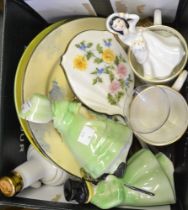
[109,16,129,35]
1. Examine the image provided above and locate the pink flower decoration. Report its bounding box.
[117,63,127,79]
[109,80,121,94]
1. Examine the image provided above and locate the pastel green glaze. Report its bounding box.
[156,152,175,192]
[91,175,125,209]
[21,94,133,179]
[91,149,175,209]
[52,100,132,179]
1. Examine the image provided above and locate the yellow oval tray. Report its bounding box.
[14,17,106,178]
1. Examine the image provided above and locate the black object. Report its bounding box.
[0,0,48,177]
[113,162,126,178]
[64,179,89,204]
[124,184,155,197]
[89,0,113,17]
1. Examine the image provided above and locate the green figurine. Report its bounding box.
[20,93,133,179]
[64,149,176,209]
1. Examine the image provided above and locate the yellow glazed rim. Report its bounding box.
[14,19,69,154]
[128,25,188,84]
[135,85,188,146]
[85,181,94,203]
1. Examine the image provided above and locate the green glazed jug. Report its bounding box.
[64,149,175,209]
[20,94,133,179]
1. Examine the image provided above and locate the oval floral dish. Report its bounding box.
[61,30,134,116]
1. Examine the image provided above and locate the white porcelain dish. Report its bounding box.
[61,30,134,116]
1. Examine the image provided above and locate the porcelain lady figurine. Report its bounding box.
[20,94,133,180]
[106,12,185,79]
[64,149,176,209]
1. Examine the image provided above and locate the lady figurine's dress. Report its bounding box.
[20,94,133,180]
[91,149,176,209]
[64,149,176,209]
[106,13,185,79]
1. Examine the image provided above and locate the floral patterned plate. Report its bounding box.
[61,30,134,116]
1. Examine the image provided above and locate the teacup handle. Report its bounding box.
[154,9,162,25]
[171,70,188,91]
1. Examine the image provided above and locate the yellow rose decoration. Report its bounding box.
[73,55,88,71]
[102,48,115,64]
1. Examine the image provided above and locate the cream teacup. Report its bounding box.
[128,9,188,84]
[127,71,188,146]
